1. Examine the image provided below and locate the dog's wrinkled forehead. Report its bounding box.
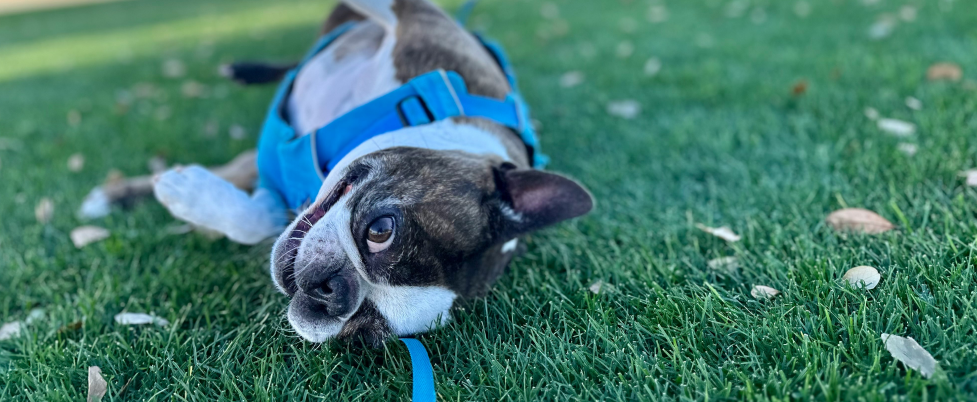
[346,146,501,273]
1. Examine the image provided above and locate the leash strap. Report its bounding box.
[400,338,436,402]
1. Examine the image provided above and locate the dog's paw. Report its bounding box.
[153,166,281,245]
[153,165,232,228]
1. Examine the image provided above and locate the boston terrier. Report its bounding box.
[92,0,593,347]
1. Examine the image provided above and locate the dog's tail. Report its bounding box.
[342,0,398,32]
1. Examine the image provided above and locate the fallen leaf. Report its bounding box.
[88,366,107,402]
[750,8,768,24]
[79,187,111,219]
[615,41,634,59]
[162,59,186,78]
[792,79,808,96]
[868,16,897,39]
[826,208,895,234]
[35,198,54,223]
[708,256,739,272]
[0,321,23,341]
[696,224,741,242]
[607,100,641,119]
[181,80,206,98]
[618,17,637,33]
[228,124,247,140]
[897,143,918,157]
[71,226,111,248]
[899,5,917,21]
[864,107,880,120]
[751,285,780,299]
[24,308,45,325]
[644,57,662,76]
[647,5,668,23]
[793,1,811,18]
[559,71,584,88]
[58,320,84,333]
[695,33,714,48]
[927,62,962,81]
[68,153,85,172]
[588,280,607,294]
[962,170,977,187]
[67,110,82,126]
[540,2,559,19]
[881,334,938,378]
[114,312,169,326]
[843,265,881,290]
[905,96,922,110]
[877,118,916,137]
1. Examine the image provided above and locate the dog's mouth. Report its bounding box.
[276,180,351,295]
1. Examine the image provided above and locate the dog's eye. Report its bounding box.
[366,216,395,253]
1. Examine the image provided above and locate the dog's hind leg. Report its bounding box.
[153,162,287,245]
[79,150,260,219]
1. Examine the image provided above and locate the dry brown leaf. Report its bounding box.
[88,366,107,402]
[607,100,641,119]
[707,256,739,272]
[877,118,916,137]
[751,285,780,299]
[927,62,962,81]
[696,224,741,242]
[882,334,938,378]
[35,198,54,223]
[843,266,881,290]
[826,208,895,234]
[559,71,584,88]
[791,79,808,96]
[70,226,111,248]
[68,153,85,172]
[114,312,169,326]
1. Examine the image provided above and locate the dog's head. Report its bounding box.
[270,147,592,346]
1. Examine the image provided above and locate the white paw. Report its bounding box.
[153,166,282,244]
[153,166,228,226]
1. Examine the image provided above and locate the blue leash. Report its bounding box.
[400,338,436,401]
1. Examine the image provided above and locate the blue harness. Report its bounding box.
[257,23,547,209]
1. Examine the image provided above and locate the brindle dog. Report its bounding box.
[83,0,593,347]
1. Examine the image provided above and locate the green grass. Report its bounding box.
[2,0,977,400]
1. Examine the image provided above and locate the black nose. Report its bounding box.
[298,270,356,317]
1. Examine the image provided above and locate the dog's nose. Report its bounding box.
[298,269,357,317]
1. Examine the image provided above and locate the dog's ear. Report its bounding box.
[495,165,593,236]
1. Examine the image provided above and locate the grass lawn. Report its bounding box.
[2,0,977,400]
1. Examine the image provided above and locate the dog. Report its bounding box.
[85,0,593,347]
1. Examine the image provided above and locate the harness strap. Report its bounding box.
[257,22,546,209]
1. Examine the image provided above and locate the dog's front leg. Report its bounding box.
[153,165,287,245]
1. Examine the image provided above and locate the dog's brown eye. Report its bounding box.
[366,216,395,252]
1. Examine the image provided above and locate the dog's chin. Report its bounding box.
[287,300,347,343]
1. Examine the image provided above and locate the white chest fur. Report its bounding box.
[287,21,401,136]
